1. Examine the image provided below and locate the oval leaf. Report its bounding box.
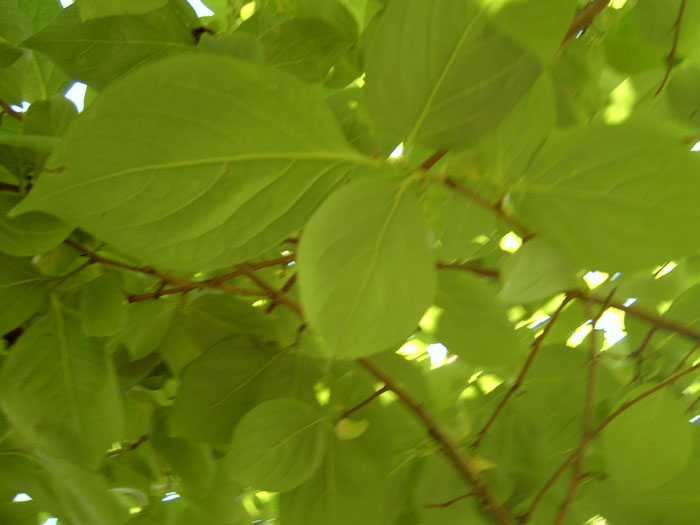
[12,53,365,272]
[228,398,327,492]
[298,177,436,358]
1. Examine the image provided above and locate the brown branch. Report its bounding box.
[471,295,575,451]
[655,0,687,96]
[672,340,700,375]
[266,273,297,313]
[442,177,533,239]
[437,262,499,280]
[0,98,22,121]
[420,151,448,172]
[358,358,514,525]
[425,492,474,509]
[559,0,611,51]
[338,385,389,420]
[523,360,700,522]
[630,326,658,381]
[568,289,700,343]
[236,263,303,317]
[555,291,614,524]
[0,182,20,193]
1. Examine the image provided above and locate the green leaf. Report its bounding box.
[498,238,578,304]
[122,298,177,360]
[298,177,436,358]
[486,0,577,62]
[279,439,385,525]
[260,18,351,83]
[22,2,198,90]
[228,398,327,492]
[364,0,541,148]
[76,0,169,20]
[667,61,700,129]
[22,95,78,137]
[0,38,22,68]
[0,192,72,256]
[514,121,700,272]
[0,253,46,335]
[0,452,126,525]
[426,270,526,368]
[170,338,282,444]
[0,306,123,467]
[602,388,694,493]
[12,53,364,272]
[79,273,128,337]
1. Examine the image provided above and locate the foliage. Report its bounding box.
[2,0,700,523]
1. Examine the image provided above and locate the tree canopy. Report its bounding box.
[2,0,700,523]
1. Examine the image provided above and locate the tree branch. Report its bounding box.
[471,295,575,451]
[655,0,687,96]
[338,385,389,420]
[236,263,303,317]
[419,150,448,172]
[0,98,22,122]
[559,0,611,51]
[555,291,614,524]
[266,273,297,313]
[0,182,21,193]
[523,359,700,522]
[425,492,474,509]
[357,358,514,525]
[437,261,500,280]
[442,177,533,239]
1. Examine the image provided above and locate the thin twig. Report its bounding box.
[672,341,700,375]
[559,0,611,51]
[0,98,22,121]
[555,290,614,524]
[568,289,700,343]
[358,358,514,525]
[471,295,575,451]
[0,182,20,192]
[523,360,700,522]
[437,262,500,280]
[419,151,448,172]
[338,385,389,420]
[266,273,297,313]
[442,177,533,239]
[425,492,475,509]
[655,0,687,96]
[236,263,303,317]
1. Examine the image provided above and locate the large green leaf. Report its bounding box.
[298,177,436,358]
[0,306,123,467]
[364,0,541,148]
[76,0,169,20]
[12,53,365,272]
[0,192,72,256]
[279,439,385,525]
[170,338,282,444]
[121,298,178,360]
[228,398,327,492]
[79,272,128,337]
[22,2,198,90]
[514,121,700,272]
[0,253,46,335]
[426,270,526,368]
[602,388,694,493]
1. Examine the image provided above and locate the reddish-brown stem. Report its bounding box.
[442,177,533,239]
[559,0,611,51]
[672,341,700,375]
[0,98,22,121]
[419,150,448,172]
[266,273,297,314]
[523,360,700,522]
[338,385,389,420]
[471,295,575,451]
[236,263,303,317]
[0,182,20,193]
[655,0,687,96]
[425,492,475,509]
[358,358,514,524]
[555,291,614,524]
[437,262,500,280]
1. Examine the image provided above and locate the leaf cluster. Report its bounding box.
[2,0,700,524]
